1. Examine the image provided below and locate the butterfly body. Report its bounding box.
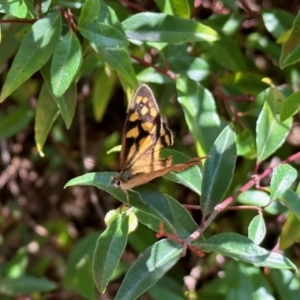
[111,84,200,191]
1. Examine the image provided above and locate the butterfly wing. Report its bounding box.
[111,84,201,190]
[119,157,201,190]
[119,84,173,175]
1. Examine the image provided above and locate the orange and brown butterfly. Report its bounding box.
[111,84,201,191]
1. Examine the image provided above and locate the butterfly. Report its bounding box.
[110,84,201,191]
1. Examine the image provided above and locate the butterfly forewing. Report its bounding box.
[119,84,173,173]
[111,84,200,191]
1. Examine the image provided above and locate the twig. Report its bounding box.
[182,151,300,255]
[131,55,177,80]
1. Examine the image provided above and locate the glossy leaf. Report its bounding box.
[93,212,129,293]
[79,22,128,48]
[115,239,182,300]
[262,9,294,39]
[246,32,281,61]
[198,262,275,299]
[96,46,137,88]
[176,76,222,156]
[256,88,292,163]
[248,215,266,245]
[0,276,56,295]
[137,67,173,84]
[168,49,210,82]
[34,84,59,154]
[58,83,77,129]
[270,164,297,200]
[0,12,62,102]
[154,0,191,18]
[201,126,237,216]
[279,10,300,68]
[0,0,35,18]
[65,172,198,240]
[92,70,116,121]
[41,63,77,129]
[78,0,100,26]
[236,129,256,159]
[200,31,247,72]
[280,212,300,250]
[270,270,300,300]
[219,72,268,94]
[280,90,300,121]
[50,31,82,97]
[237,190,271,207]
[281,189,300,220]
[148,276,185,300]
[0,24,25,69]
[64,232,99,300]
[162,148,202,195]
[196,233,296,270]
[122,12,218,43]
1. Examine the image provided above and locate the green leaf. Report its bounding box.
[96,46,137,88]
[35,84,59,154]
[65,172,198,239]
[93,212,129,293]
[41,63,77,129]
[0,12,62,102]
[0,107,33,139]
[280,212,300,249]
[219,72,269,94]
[154,0,191,19]
[122,12,218,43]
[197,233,297,270]
[50,30,82,97]
[270,164,297,200]
[115,239,182,300]
[58,83,77,129]
[0,276,56,295]
[137,67,173,84]
[92,70,116,121]
[199,31,247,72]
[248,215,266,245]
[64,232,99,300]
[0,24,25,69]
[280,189,300,221]
[201,126,237,216]
[168,46,210,81]
[78,0,100,26]
[162,149,202,195]
[270,269,300,300]
[198,262,275,299]
[176,76,222,156]
[0,0,35,18]
[262,9,294,39]
[5,247,28,278]
[256,88,292,163]
[79,17,136,87]
[280,90,300,121]
[79,22,128,48]
[237,190,270,207]
[148,276,185,300]
[246,32,281,61]
[236,129,256,159]
[279,10,300,68]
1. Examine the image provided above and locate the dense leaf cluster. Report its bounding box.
[1,1,300,299]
